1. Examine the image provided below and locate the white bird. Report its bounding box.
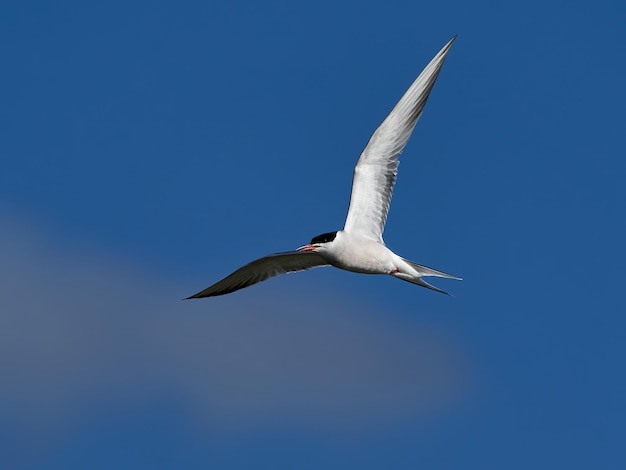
[188,36,461,299]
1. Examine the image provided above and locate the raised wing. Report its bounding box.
[343,36,456,242]
[186,251,329,298]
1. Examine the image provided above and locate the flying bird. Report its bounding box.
[188,36,461,298]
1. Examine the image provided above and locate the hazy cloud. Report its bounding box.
[0,214,468,442]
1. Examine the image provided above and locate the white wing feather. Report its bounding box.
[343,36,456,242]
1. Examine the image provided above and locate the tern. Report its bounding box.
[188,36,461,299]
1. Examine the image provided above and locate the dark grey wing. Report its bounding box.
[186,251,330,298]
[344,36,456,242]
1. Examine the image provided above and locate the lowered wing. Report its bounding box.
[186,251,329,298]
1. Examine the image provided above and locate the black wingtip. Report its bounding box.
[183,291,207,300]
[184,293,205,300]
[444,35,458,51]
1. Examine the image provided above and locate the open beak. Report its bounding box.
[297,244,318,252]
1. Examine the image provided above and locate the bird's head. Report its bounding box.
[297,231,338,252]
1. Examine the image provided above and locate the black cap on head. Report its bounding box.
[310,231,337,244]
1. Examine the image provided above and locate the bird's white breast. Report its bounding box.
[320,231,397,274]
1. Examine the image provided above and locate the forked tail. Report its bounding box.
[403,259,462,280]
[393,259,462,296]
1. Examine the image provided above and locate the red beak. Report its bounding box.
[297,244,317,252]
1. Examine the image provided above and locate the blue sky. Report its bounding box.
[1,1,625,469]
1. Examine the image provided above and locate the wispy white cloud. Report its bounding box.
[0,214,469,442]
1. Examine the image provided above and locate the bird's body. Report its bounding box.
[316,231,396,275]
[188,36,461,299]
